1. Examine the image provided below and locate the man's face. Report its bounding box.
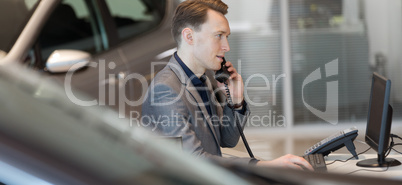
[192,9,231,72]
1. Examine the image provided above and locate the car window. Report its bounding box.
[105,0,166,41]
[38,0,105,62]
[0,0,39,54]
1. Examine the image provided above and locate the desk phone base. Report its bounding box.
[303,153,327,172]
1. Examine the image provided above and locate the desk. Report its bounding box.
[326,154,402,181]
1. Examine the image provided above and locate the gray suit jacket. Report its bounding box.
[141,56,255,165]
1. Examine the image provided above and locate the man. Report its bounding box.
[142,0,312,170]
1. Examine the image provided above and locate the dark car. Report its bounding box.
[0,0,179,118]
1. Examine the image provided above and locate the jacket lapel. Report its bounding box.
[167,57,220,146]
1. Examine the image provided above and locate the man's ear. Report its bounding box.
[182,28,194,45]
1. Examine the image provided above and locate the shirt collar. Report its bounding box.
[174,52,205,86]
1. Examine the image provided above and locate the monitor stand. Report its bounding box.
[356,155,401,167]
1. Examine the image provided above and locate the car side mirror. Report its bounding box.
[46,50,90,73]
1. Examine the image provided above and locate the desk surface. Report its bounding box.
[326,153,402,181]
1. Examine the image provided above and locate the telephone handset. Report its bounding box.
[215,57,230,83]
[214,57,255,158]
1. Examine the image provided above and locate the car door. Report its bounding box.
[100,0,178,119]
[26,0,130,117]
[25,0,178,119]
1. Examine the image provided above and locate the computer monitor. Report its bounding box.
[356,73,401,167]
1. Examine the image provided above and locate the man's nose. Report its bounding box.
[222,39,230,52]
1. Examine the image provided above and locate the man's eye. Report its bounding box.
[217,34,222,38]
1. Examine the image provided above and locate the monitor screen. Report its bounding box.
[357,72,400,167]
[365,73,390,154]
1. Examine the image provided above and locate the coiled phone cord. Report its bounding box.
[224,82,255,158]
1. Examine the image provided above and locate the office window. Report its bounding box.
[289,0,369,125]
[289,0,402,125]
[225,0,402,127]
[225,0,284,128]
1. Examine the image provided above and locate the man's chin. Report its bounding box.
[213,66,221,71]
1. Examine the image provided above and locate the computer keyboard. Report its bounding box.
[303,153,327,172]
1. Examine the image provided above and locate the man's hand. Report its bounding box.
[216,60,244,105]
[256,154,314,171]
